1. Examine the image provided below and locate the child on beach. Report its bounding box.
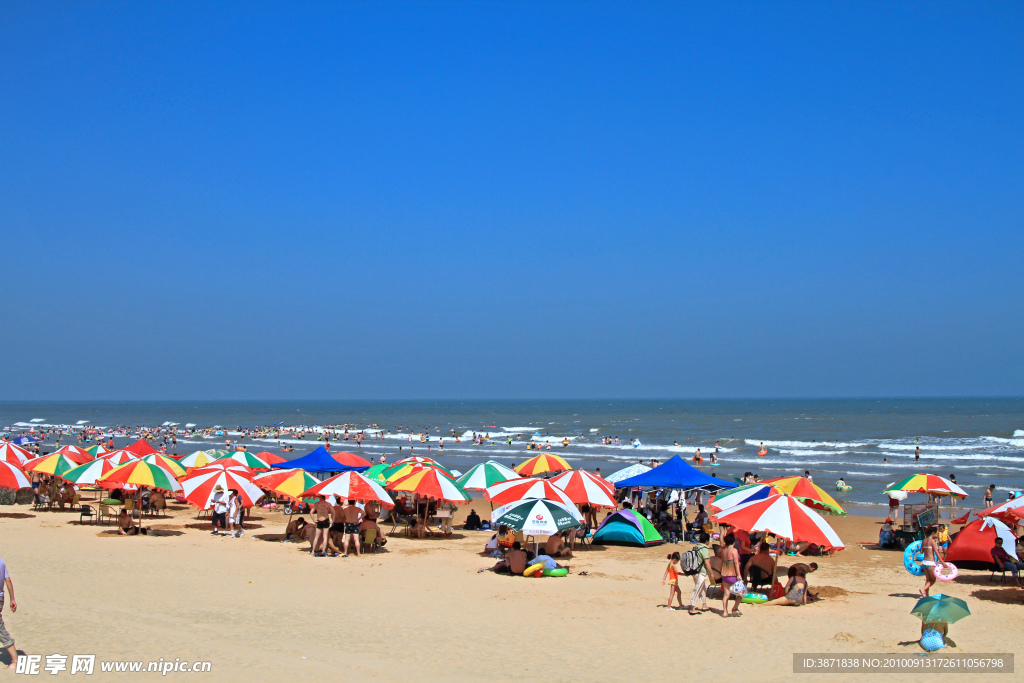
[662,552,683,611]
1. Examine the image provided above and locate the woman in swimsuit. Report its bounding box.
[662,552,683,611]
[719,534,744,617]
[764,565,808,606]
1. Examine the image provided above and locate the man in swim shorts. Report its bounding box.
[340,500,364,557]
[311,495,334,557]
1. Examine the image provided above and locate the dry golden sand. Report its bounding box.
[1,503,1021,681]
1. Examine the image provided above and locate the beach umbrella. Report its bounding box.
[22,453,80,478]
[84,444,109,457]
[181,469,264,509]
[361,463,389,486]
[456,461,520,491]
[54,445,94,465]
[125,439,160,457]
[976,497,1024,525]
[191,461,252,475]
[216,451,272,470]
[253,468,319,502]
[0,442,31,466]
[883,474,967,499]
[713,494,845,551]
[0,461,30,490]
[98,460,183,494]
[254,451,288,466]
[758,477,847,515]
[204,449,230,459]
[11,436,40,446]
[331,452,373,470]
[707,484,776,513]
[491,498,582,537]
[604,463,651,484]
[911,594,971,625]
[58,458,119,487]
[141,454,187,477]
[395,456,440,466]
[514,453,571,477]
[388,468,472,503]
[303,471,395,508]
[485,477,578,508]
[945,517,1018,569]
[383,461,454,483]
[548,470,617,508]
[177,450,217,468]
[99,450,139,466]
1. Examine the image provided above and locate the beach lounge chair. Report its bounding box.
[98,503,117,525]
[363,529,379,553]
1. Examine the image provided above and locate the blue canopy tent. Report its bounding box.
[271,446,368,474]
[614,455,737,492]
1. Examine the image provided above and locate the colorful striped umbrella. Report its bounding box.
[0,442,31,466]
[756,477,847,515]
[99,449,139,466]
[97,460,183,494]
[977,496,1024,525]
[713,494,845,550]
[54,445,94,465]
[707,484,775,513]
[514,453,571,476]
[549,470,617,508]
[204,449,230,458]
[254,451,288,466]
[362,463,389,485]
[253,468,320,502]
[141,454,188,477]
[22,453,80,478]
[457,461,520,490]
[181,469,263,509]
[388,468,472,503]
[125,439,160,457]
[485,477,577,508]
[216,451,272,470]
[304,471,395,508]
[58,458,120,486]
[0,461,30,489]
[884,474,967,499]
[84,444,109,457]
[395,456,440,466]
[178,450,217,468]
[383,461,453,483]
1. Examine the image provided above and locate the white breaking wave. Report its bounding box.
[745,439,867,449]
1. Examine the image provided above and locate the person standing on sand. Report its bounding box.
[920,526,945,597]
[340,501,364,557]
[687,541,714,615]
[719,533,744,617]
[311,495,335,557]
[0,556,17,670]
[662,552,683,611]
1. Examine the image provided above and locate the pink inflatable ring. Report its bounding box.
[935,562,958,582]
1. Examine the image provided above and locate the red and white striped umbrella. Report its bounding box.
[0,461,30,489]
[181,469,264,509]
[99,449,139,466]
[977,496,1024,525]
[484,477,577,508]
[189,461,252,477]
[712,494,845,551]
[549,470,617,508]
[304,471,395,508]
[0,442,31,466]
[54,445,94,465]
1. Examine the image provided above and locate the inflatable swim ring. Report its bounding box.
[542,568,568,577]
[741,593,768,604]
[903,540,925,576]
[935,562,959,582]
[758,448,767,457]
[836,485,852,492]
[523,562,546,577]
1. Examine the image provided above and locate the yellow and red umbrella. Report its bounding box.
[97,460,183,494]
[883,474,967,499]
[514,453,571,477]
[253,468,319,502]
[388,468,472,503]
[22,453,81,478]
[382,461,454,483]
[760,476,847,515]
[177,450,216,469]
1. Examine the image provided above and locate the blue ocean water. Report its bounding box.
[3,398,1022,510]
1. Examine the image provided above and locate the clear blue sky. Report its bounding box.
[1,2,1021,400]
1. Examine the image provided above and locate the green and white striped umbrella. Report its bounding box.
[456,461,520,491]
[58,458,119,486]
[217,451,272,470]
[362,463,389,486]
[491,498,582,537]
